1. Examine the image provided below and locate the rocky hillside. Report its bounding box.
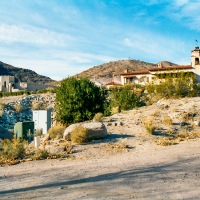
[76,59,156,79]
[75,59,178,84]
[0,61,54,84]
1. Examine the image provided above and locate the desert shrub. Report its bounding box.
[93,112,103,122]
[70,125,89,144]
[146,72,197,100]
[32,101,47,110]
[143,118,156,134]
[48,123,66,139]
[164,116,173,126]
[32,149,49,160]
[0,102,6,109]
[0,137,26,161]
[56,77,106,125]
[35,129,43,136]
[13,104,23,112]
[155,137,176,146]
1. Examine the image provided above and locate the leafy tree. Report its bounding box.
[109,85,144,111]
[55,77,106,125]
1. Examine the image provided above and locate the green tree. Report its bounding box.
[110,85,144,111]
[55,77,106,125]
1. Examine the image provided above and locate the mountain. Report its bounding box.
[0,61,54,84]
[76,59,178,84]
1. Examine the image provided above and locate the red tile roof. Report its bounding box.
[149,65,192,71]
[120,70,149,76]
[120,65,193,76]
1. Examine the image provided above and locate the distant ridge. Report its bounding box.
[0,61,54,84]
[76,59,156,79]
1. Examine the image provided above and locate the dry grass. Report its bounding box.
[93,112,103,122]
[111,106,120,115]
[70,125,89,144]
[48,123,66,139]
[164,116,173,126]
[155,137,176,146]
[143,117,156,135]
[13,104,23,112]
[32,101,47,110]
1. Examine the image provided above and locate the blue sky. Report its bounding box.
[0,0,200,80]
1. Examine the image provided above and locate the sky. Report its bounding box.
[0,0,200,80]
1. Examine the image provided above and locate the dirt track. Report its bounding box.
[0,138,200,200]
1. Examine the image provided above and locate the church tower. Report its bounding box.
[191,46,200,68]
[191,46,200,82]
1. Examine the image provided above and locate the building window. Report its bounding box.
[195,58,199,65]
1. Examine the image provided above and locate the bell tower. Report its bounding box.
[191,46,200,82]
[191,46,200,68]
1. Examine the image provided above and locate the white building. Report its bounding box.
[32,110,52,134]
[120,47,200,85]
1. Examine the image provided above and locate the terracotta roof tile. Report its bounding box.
[120,70,149,75]
[149,65,192,71]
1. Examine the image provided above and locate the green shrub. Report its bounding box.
[146,72,197,99]
[70,125,89,144]
[55,77,106,125]
[109,85,145,112]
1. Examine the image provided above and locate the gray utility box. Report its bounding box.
[32,110,51,134]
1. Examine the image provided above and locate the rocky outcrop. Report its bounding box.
[63,122,108,141]
[0,94,55,131]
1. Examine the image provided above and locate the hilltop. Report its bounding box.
[75,59,178,83]
[0,61,54,84]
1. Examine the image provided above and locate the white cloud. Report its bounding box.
[0,24,74,46]
[123,30,188,64]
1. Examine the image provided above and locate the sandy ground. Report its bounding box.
[1,97,200,199]
[0,138,200,200]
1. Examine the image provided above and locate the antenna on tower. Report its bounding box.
[195,39,198,47]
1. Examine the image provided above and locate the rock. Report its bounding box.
[193,121,200,126]
[63,122,108,141]
[44,145,65,154]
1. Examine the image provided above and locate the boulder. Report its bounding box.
[63,122,108,141]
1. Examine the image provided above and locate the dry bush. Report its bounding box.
[111,106,120,115]
[93,112,103,122]
[48,123,66,139]
[164,116,173,126]
[32,101,47,110]
[155,137,176,146]
[13,104,23,112]
[35,129,43,136]
[0,109,3,117]
[32,149,49,160]
[70,125,89,144]
[0,137,27,164]
[143,117,156,134]
[0,102,6,108]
